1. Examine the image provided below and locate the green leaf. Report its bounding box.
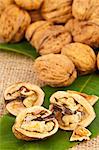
[0,73,99,150]
[0,41,38,59]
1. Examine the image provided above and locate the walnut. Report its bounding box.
[65,19,99,47]
[97,52,99,70]
[61,43,96,75]
[14,0,43,10]
[0,0,14,16]
[41,0,73,24]
[0,5,31,43]
[26,21,72,55]
[33,54,77,87]
[29,10,43,23]
[72,0,99,23]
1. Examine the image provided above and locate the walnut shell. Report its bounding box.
[65,19,99,47]
[4,82,45,116]
[72,0,99,22]
[61,43,96,75]
[33,54,77,87]
[0,4,31,43]
[70,125,91,141]
[12,106,59,140]
[97,52,99,70]
[0,0,14,16]
[25,21,53,46]
[26,21,72,55]
[14,0,43,10]
[41,0,73,23]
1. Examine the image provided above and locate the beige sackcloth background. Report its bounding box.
[0,50,99,150]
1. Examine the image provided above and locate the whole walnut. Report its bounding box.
[65,19,99,47]
[33,54,77,87]
[14,0,43,10]
[0,5,31,43]
[41,0,73,24]
[72,0,99,23]
[0,0,14,16]
[61,43,96,75]
[26,21,72,55]
[97,52,99,70]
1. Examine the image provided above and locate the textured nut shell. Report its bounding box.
[41,0,72,23]
[0,0,14,16]
[33,54,77,87]
[72,0,99,22]
[14,0,43,10]
[12,106,59,140]
[6,100,25,116]
[61,43,96,75]
[29,10,43,23]
[97,52,99,70]
[50,91,96,130]
[25,21,52,44]
[4,82,45,116]
[65,19,99,47]
[70,126,91,141]
[37,26,72,55]
[67,90,99,106]
[0,4,31,43]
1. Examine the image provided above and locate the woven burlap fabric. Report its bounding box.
[0,50,99,150]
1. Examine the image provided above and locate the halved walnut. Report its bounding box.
[4,82,45,116]
[12,106,59,140]
[49,91,96,130]
[70,125,91,141]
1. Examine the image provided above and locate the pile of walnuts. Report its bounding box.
[0,0,99,87]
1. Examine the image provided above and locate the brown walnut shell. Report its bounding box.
[65,19,99,47]
[61,43,96,75]
[14,0,43,10]
[0,4,31,43]
[33,54,77,87]
[26,21,72,55]
[41,0,73,23]
[0,0,14,16]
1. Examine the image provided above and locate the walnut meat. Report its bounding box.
[0,5,31,43]
[61,43,96,75]
[14,0,43,10]
[0,0,14,16]
[26,21,72,55]
[33,54,77,87]
[65,19,99,47]
[41,0,73,23]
